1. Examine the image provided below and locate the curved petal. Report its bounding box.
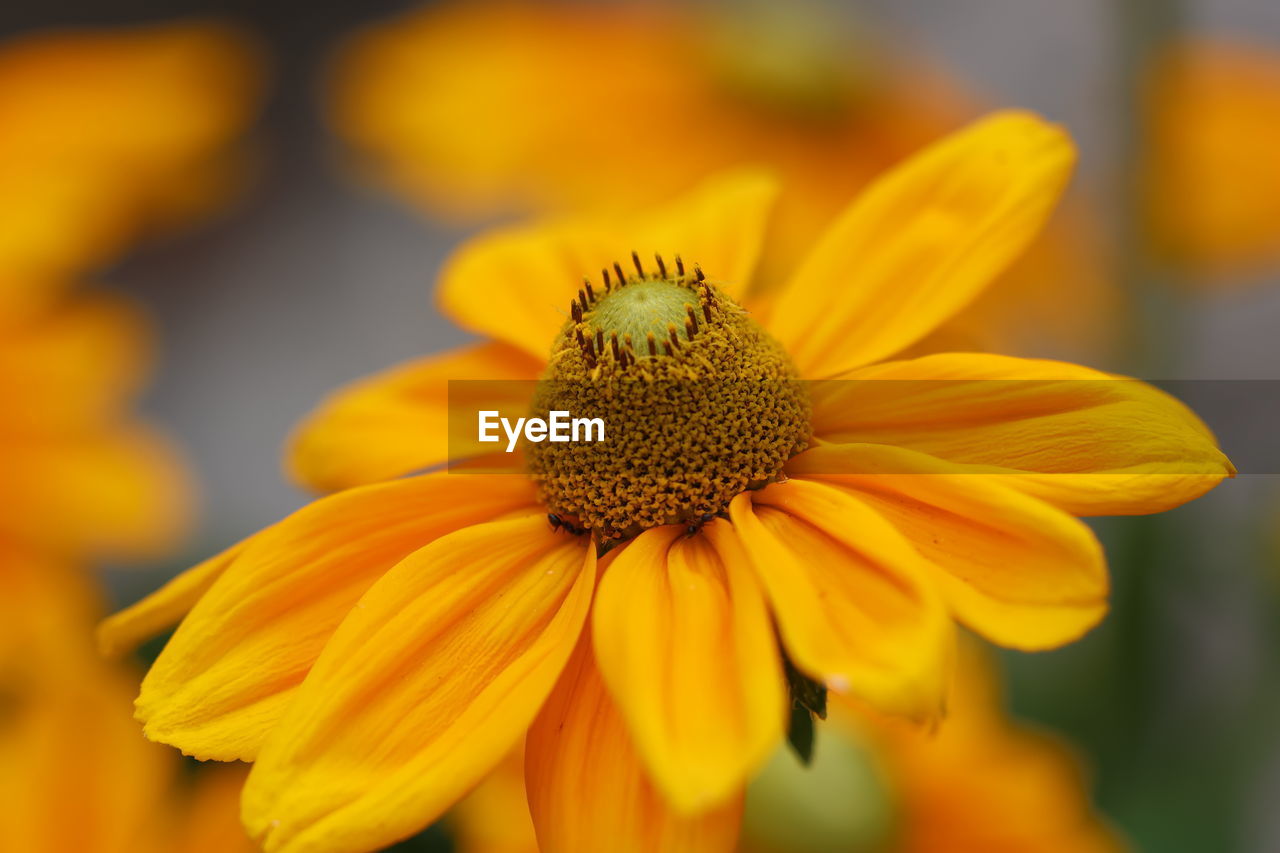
[135,473,540,761]
[286,341,544,492]
[592,523,785,812]
[728,480,952,718]
[438,172,778,359]
[526,634,743,853]
[98,541,244,658]
[809,351,1234,515]
[788,444,1108,650]
[764,111,1075,376]
[242,515,596,853]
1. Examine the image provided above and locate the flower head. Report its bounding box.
[105,112,1230,853]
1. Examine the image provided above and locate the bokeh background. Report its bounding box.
[3,1,1279,851]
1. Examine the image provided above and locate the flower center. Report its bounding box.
[525,253,812,542]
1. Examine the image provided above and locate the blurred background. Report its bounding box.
[2,0,1279,851]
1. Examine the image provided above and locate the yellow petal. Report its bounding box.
[526,634,744,853]
[809,351,1234,515]
[764,111,1075,376]
[98,541,244,658]
[448,749,539,853]
[592,523,786,812]
[0,294,150,431]
[286,341,543,492]
[135,473,539,761]
[788,444,1108,650]
[438,171,778,360]
[1,424,192,559]
[242,515,596,853]
[728,480,952,718]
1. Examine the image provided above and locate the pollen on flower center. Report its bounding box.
[524,252,812,542]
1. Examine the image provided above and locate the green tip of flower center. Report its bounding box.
[590,279,698,351]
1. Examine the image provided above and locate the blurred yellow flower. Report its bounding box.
[104,113,1229,853]
[0,20,263,313]
[0,295,190,559]
[1144,38,1280,278]
[0,550,252,853]
[446,645,1124,853]
[330,0,1115,356]
[743,645,1124,853]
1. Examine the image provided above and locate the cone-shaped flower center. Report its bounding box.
[525,253,811,541]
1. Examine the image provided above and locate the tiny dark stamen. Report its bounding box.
[602,268,612,290]
[584,279,596,302]
[570,301,582,323]
[613,261,627,285]
[694,265,705,282]
[632,251,644,278]
[655,253,667,278]
[667,322,682,350]
[703,301,713,323]
[595,329,604,352]
[610,333,621,361]
[684,303,699,334]
[663,341,674,356]
[646,332,657,356]
[675,255,685,276]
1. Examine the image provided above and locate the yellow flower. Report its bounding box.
[1144,38,1280,278]
[103,113,1230,853]
[0,20,263,312]
[0,548,253,853]
[330,0,1115,355]
[446,645,1123,853]
[0,294,190,559]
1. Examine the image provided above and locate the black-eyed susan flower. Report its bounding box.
[0,20,262,311]
[330,0,1115,356]
[104,113,1230,853]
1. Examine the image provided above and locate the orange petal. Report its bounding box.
[764,112,1075,376]
[134,473,539,761]
[286,341,543,492]
[788,444,1108,650]
[809,351,1234,515]
[592,523,786,812]
[728,479,952,718]
[242,515,596,853]
[438,172,778,360]
[526,633,743,853]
